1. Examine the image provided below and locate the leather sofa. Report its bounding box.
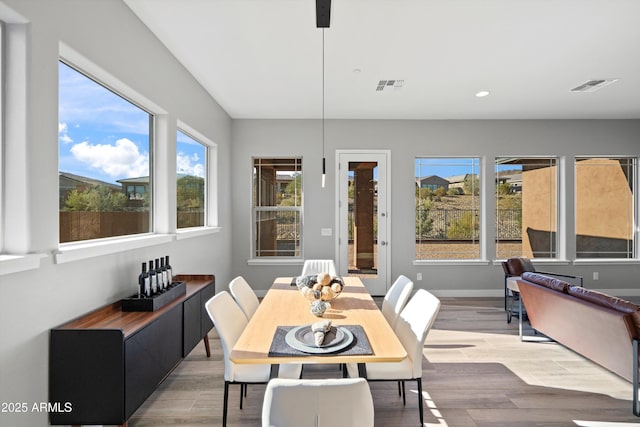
[516,271,640,415]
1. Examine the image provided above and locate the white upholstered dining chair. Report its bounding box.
[381,275,414,330]
[346,289,441,426]
[229,276,260,320]
[205,292,302,427]
[301,259,337,277]
[261,378,374,427]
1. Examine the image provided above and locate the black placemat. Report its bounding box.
[268,325,372,357]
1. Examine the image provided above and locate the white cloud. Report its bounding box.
[177,152,205,178]
[58,122,73,144]
[70,138,148,179]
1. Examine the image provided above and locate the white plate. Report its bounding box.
[285,325,354,354]
[293,325,346,348]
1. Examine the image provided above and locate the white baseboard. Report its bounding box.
[254,288,640,299]
[427,288,640,299]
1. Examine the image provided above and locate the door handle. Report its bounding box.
[380,241,387,246]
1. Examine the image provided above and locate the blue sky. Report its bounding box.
[58,61,205,185]
[415,157,481,179]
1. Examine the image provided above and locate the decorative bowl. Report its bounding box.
[295,273,344,302]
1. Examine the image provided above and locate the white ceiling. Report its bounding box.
[124,0,640,120]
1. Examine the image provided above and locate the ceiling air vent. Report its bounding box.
[376,79,405,92]
[571,79,618,93]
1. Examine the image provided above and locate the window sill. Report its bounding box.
[176,226,221,240]
[0,253,47,276]
[55,234,174,264]
[491,259,572,266]
[247,258,304,266]
[573,259,640,266]
[413,259,491,266]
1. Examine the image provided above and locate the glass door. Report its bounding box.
[337,151,389,296]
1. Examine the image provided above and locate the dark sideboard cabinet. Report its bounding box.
[49,274,215,426]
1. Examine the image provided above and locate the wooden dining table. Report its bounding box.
[229,276,407,377]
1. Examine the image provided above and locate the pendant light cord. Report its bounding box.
[322,27,325,159]
[321,27,326,187]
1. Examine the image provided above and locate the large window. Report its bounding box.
[0,21,3,248]
[253,158,302,258]
[176,130,206,229]
[575,157,636,259]
[495,157,558,259]
[415,157,480,260]
[58,61,152,243]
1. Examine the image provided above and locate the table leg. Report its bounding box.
[270,364,280,379]
[357,363,367,379]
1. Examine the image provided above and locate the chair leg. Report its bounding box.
[504,275,508,310]
[223,381,229,427]
[417,378,424,426]
[397,380,402,397]
[402,381,406,406]
[240,383,244,409]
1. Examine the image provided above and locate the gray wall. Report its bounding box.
[0,1,232,426]
[232,119,640,295]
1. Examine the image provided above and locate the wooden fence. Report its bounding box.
[60,211,204,243]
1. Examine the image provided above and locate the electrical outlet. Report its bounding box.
[417,273,422,281]
[593,272,599,280]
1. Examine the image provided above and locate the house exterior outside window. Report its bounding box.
[415,157,480,260]
[177,130,207,229]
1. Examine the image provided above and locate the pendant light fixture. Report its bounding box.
[316,0,331,188]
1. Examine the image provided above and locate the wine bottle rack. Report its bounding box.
[121,281,186,312]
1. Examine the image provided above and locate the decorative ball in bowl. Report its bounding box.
[296,272,343,302]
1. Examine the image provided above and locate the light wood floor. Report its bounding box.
[129,297,640,426]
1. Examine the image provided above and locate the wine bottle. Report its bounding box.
[148,259,157,294]
[160,257,168,289]
[165,255,173,285]
[155,258,164,291]
[138,262,150,297]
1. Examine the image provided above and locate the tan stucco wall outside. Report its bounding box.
[575,158,633,241]
[521,165,557,257]
[521,158,632,256]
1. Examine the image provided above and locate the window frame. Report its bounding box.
[54,43,172,263]
[250,157,303,260]
[175,121,219,237]
[574,155,638,262]
[413,156,484,263]
[494,156,560,261]
[58,58,155,244]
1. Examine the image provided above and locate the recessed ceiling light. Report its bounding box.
[475,90,490,98]
[353,68,362,74]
